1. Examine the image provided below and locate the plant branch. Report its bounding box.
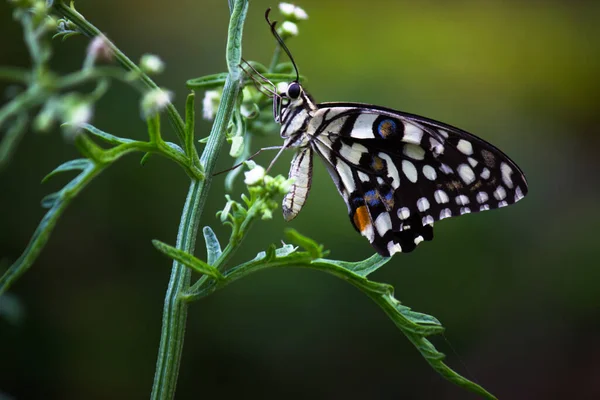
[149,1,248,399]
[52,1,188,150]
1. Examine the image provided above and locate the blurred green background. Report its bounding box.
[1,0,599,399]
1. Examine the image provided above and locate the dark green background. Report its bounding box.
[1,0,599,399]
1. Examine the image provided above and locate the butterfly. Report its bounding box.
[252,10,528,257]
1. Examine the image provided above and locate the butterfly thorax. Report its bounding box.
[277,83,318,146]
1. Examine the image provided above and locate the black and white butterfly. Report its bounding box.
[254,10,528,257]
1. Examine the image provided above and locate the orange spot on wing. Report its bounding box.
[372,155,384,171]
[353,205,371,233]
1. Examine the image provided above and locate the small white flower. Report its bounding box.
[244,163,266,186]
[85,35,113,67]
[202,90,221,120]
[279,3,308,21]
[276,82,289,95]
[68,103,92,127]
[61,100,93,139]
[280,21,298,37]
[140,54,165,74]
[141,88,173,118]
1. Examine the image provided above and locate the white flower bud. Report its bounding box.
[85,35,113,68]
[276,82,289,95]
[141,88,173,118]
[280,21,298,37]
[67,102,92,127]
[202,90,221,120]
[279,3,308,21]
[140,54,165,75]
[244,164,266,186]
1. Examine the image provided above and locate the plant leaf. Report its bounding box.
[42,158,92,183]
[202,226,222,266]
[284,228,325,258]
[152,240,223,280]
[1,160,101,295]
[78,123,135,145]
[318,253,390,277]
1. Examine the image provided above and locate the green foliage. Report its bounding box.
[0,1,498,399]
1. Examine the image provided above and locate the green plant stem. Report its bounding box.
[0,67,30,83]
[52,2,188,149]
[0,159,104,295]
[149,1,248,399]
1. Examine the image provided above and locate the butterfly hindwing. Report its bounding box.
[307,104,528,256]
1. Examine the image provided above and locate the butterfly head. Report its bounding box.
[273,81,316,124]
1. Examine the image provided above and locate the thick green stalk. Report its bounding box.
[149,1,248,399]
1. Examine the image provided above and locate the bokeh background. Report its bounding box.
[1,0,599,399]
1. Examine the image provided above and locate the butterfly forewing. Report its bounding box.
[304,104,527,256]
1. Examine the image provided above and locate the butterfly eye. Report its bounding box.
[287,82,301,99]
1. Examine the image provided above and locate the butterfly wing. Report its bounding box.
[308,103,528,256]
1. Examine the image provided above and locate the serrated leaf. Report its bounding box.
[42,159,92,183]
[1,161,101,295]
[318,253,390,277]
[396,304,442,326]
[284,229,324,258]
[202,226,222,266]
[78,123,135,145]
[152,240,223,280]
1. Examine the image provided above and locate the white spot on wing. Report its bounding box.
[414,236,424,245]
[457,163,475,185]
[440,163,453,175]
[417,197,430,212]
[456,195,470,205]
[515,186,525,202]
[357,171,370,183]
[339,142,368,165]
[440,208,452,219]
[429,137,444,155]
[438,129,449,138]
[422,215,434,226]
[501,162,514,188]
[361,223,375,243]
[403,144,425,160]
[480,167,491,180]
[402,160,418,183]
[468,157,478,168]
[374,212,392,236]
[434,190,449,204]
[457,139,473,155]
[476,192,489,204]
[423,165,437,181]
[378,153,401,189]
[398,207,410,220]
[480,204,490,211]
[498,200,508,208]
[352,114,379,139]
[460,207,471,215]
[336,159,356,193]
[493,186,507,201]
[387,241,402,255]
[403,123,424,144]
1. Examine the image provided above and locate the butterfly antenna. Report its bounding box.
[240,58,277,97]
[265,8,300,82]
